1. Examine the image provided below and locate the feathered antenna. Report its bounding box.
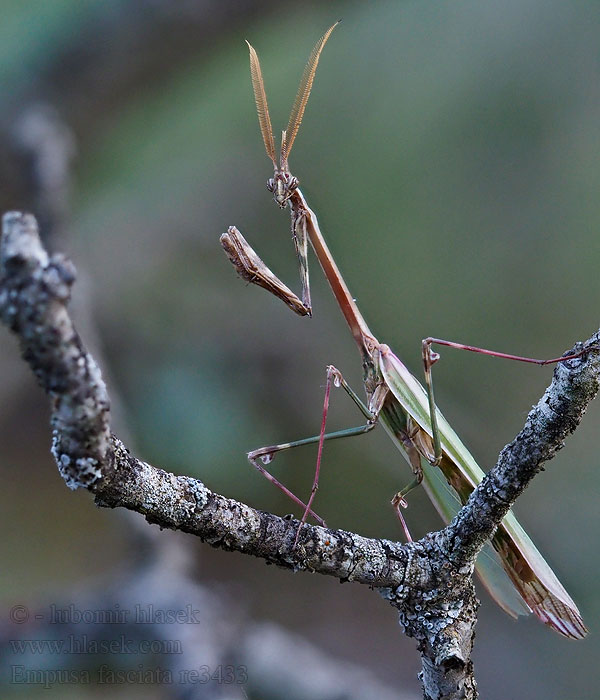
[246,39,276,166]
[244,21,340,310]
[281,20,340,167]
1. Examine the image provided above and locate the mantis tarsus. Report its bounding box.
[222,23,589,639]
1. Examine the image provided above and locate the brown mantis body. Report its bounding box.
[221,23,588,639]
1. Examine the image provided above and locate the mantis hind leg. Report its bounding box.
[247,452,326,526]
[390,434,424,542]
[420,336,598,466]
[248,365,380,533]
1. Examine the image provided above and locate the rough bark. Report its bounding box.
[1,211,599,698]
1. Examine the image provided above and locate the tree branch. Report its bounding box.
[0,211,411,587]
[1,210,598,699]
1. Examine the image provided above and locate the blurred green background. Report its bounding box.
[0,0,599,698]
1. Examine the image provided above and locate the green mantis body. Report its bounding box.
[227,24,587,639]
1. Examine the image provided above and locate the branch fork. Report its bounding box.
[2,211,598,699]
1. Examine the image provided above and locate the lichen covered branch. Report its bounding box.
[0,210,410,589]
[2,210,599,700]
[0,211,109,488]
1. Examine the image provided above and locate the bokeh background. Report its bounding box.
[1,1,599,698]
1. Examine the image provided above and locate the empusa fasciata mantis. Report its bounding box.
[221,22,590,638]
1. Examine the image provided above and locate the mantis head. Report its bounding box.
[247,22,339,208]
[267,168,299,208]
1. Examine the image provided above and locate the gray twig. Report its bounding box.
[1,211,598,699]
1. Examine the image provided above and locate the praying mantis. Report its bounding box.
[221,22,588,639]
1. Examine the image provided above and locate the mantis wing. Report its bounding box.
[378,344,586,639]
[419,459,530,617]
